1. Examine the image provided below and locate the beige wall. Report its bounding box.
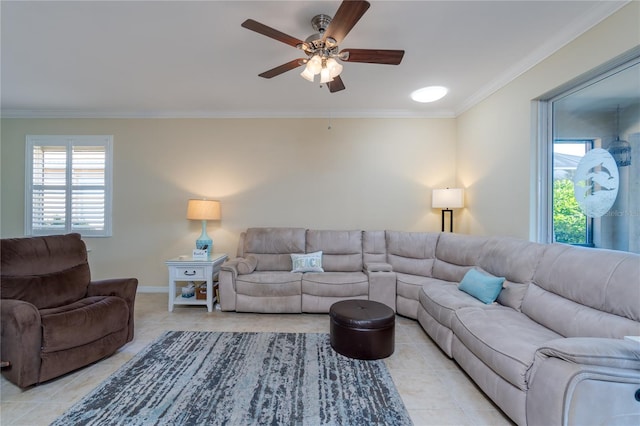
[1,118,456,287]
[2,2,638,288]
[456,2,640,239]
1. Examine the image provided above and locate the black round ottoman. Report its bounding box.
[329,299,395,360]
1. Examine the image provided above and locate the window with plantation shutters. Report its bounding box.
[26,135,112,237]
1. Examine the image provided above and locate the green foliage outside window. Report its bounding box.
[553,179,587,244]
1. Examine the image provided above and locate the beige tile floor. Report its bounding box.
[1,293,513,426]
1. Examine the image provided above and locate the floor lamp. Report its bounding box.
[432,188,464,232]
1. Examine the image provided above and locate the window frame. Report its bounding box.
[552,139,594,246]
[532,47,640,245]
[25,135,113,237]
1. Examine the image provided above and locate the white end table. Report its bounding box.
[166,253,227,312]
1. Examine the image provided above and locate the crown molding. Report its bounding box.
[0,108,456,119]
[454,0,629,116]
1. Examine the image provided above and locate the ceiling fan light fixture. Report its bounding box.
[320,67,333,84]
[411,86,448,103]
[307,55,322,74]
[300,67,315,82]
[326,58,343,78]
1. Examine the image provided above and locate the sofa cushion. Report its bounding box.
[396,272,432,301]
[243,228,306,271]
[529,243,640,326]
[40,296,129,353]
[477,236,546,285]
[291,251,323,273]
[495,280,528,312]
[363,230,387,264]
[386,231,439,276]
[1,233,90,309]
[306,230,363,272]
[522,283,640,339]
[451,306,562,391]
[458,269,504,304]
[419,279,489,329]
[302,272,368,297]
[236,272,302,297]
[432,233,488,282]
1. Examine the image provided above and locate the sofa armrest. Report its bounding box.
[364,262,393,272]
[527,355,640,426]
[536,337,640,371]
[364,263,396,311]
[219,259,245,312]
[87,278,138,342]
[221,258,242,279]
[0,299,42,388]
[527,337,640,425]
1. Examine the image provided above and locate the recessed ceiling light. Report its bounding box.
[411,86,448,103]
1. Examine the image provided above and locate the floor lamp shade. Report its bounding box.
[432,188,464,232]
[186,199,221,255]
[432,188,464,209]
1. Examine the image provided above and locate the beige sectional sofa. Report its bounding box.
[219,227,640,425]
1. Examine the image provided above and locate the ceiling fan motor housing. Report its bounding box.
[302,14,339,57]
[311,14,332,33]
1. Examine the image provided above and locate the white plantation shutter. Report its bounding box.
[26,136,112,237]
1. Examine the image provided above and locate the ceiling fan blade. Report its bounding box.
[241,19,304,48]
[327,75,346,93]
[323,0,370,45]
[340,49,405,65]
[258,59,305,79]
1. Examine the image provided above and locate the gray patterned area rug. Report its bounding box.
[52,331,413,425]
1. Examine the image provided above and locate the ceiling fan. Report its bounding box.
[241,0,405,93]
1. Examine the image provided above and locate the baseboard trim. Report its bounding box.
[138,286,168,293]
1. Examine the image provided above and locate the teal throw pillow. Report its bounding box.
[458,269,505,304]
[291,251,324,273]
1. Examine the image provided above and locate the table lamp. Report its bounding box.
[432,188,464,232]
[186,199,221,255]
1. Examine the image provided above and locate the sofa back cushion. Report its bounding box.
[432,233,488,282]
[476,236,546,311]
[386,231,439,277]
[478,237,545,283]
[0,233,90,309]
[306,230,362,272]
[523,244,640,338]
[243,228,306,271]
[363,230,387,264]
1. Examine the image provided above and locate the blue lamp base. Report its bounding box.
[195,220,213,255]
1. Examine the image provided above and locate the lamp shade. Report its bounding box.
[186,199,221,220]
[432,188,464,209]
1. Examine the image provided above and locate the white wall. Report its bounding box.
[456,2,640,239]
[1,118,456,287]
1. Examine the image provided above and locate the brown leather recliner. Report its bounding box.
[1,233,137,388]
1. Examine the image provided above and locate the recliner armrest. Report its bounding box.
[527,337,640,386]
[0,299,42,388]
[221,258,243,279]
[527,355,640,426]
[87,278,138,341]
[536,337,640,370]
[364,262,393,272]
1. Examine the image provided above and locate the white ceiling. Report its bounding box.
[0,1,629,118]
